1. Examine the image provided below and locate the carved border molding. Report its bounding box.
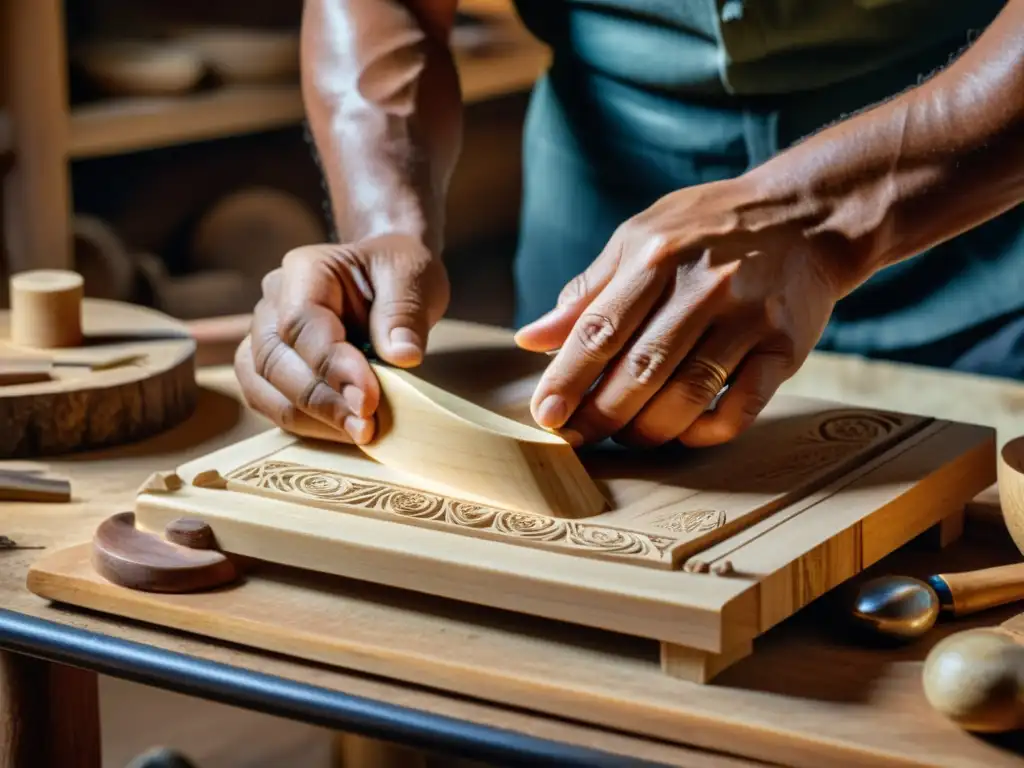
[226,460,681,568]
[219,410,920,572]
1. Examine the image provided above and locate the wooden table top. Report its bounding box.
[3,318,1024,767]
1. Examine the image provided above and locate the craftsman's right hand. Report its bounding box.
[234,234,450,445]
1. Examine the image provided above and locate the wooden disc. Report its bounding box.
[0,299,197,458]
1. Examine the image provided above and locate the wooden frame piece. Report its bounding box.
[80,400,995,683]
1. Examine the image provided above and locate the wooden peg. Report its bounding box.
[8,270,84,349]
[164,518,216,550]
[91,512,237,593]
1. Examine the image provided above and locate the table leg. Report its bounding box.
[331,733,428,768]
[0,650,101,768]
[331,734,495,768]
[921,507,967,550]
[660,639,752,684]
[937,507,967,548]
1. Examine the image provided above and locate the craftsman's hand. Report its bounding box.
[514,177,844,448]
[234,234,450,444]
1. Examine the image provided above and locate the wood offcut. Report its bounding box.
[0,470,71,502]
[356,362,608,520]
[0,277,198,458]
[91,512,237,593]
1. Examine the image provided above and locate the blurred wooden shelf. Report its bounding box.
[69,85,302,159]
[3,0,547,275]
[68,41,550,159]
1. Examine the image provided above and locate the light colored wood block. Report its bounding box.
[660,640,752,684]
[358,362,608,520]
[0,358,53,386]
[8,270,83,349]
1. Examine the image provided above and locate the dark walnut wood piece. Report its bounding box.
[91,512,237,593]
[164,518,216,550]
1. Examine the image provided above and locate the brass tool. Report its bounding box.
[848,563,1024,640]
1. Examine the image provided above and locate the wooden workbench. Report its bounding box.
[2,318,1024,767]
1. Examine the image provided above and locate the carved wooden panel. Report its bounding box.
[209,406,929,570]
[226,460,679,566]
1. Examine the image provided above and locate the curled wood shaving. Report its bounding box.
[0,535,44,550]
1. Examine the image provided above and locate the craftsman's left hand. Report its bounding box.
[513,177,845,448]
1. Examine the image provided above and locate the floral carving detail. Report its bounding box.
[650,509,726,534]
[744,411,905,482]
[817,413,898,443]
[445,501,495,528]
[227,461,677,565]
[494,512,564,540]
[566,526,653,556]
[387,490,444,518]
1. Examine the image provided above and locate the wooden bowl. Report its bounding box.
[134,252,256,320]
[72,215,136,302]
[75,40,205,98]
[998,436,1024,556]
[174,28,300,85]
[189,187,327,281]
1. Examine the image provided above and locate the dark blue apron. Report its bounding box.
[510,0,1023,377]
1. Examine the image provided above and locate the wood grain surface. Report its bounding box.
[0,298,197,458]
[108,332,994,678]
[4,319,1024,767]
[123,413,991,659]
[90,511,238,593]
[26,519,1024,768]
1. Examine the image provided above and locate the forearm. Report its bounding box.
[301,0,462,255]
[744,0,1024,295]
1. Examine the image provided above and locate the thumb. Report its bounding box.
[514,242,621,352]
[366,244,448,368]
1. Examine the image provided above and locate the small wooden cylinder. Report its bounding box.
[9,270,84,348]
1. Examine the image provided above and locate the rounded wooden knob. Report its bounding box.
[922,628,1024,733]
[165,518,216,550]
[9,269,84,348]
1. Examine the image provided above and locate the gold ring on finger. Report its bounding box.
[689,356,730,394]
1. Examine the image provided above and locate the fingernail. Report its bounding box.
[536,394,567,428]
[389,327,423,362]
[342,386,365,416]
[517,305,563,335]
[344,416,373,444]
